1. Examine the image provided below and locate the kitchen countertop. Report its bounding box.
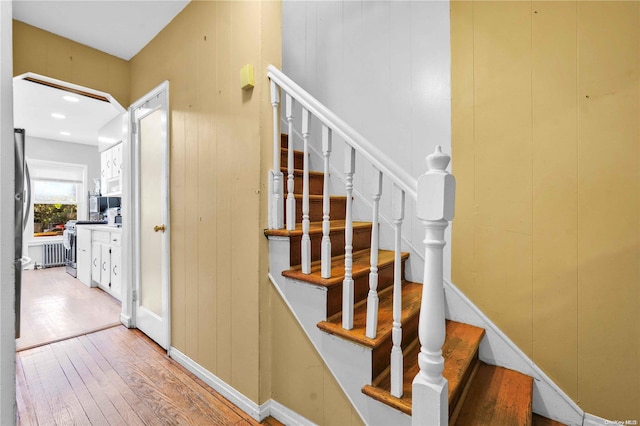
[76,224,123,232]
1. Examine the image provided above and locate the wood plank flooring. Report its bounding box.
[17,267,121,351]
[17,325,282,426]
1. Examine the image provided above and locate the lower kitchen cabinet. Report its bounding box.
[110,244,122,299]
[77,227,92,286]
[90,229,122,301]
[100,244,111,289]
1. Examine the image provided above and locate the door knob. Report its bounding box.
[154,224,166,233]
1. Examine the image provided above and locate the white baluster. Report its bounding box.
[365,169,383,339]
[342,145,356,330]
[411,146,455,426]
[321,125,332,278]
[391,185,405,398]
[301,108,311,274]
[269,80,283,229]
[286,94,296,231]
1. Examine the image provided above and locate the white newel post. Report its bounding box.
[269,80,283,230]
[412,146,455,426]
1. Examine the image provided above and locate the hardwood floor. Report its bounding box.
[17,267,121,351]
[17,326,282,426]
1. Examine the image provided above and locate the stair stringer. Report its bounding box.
[267,236,411,426]
[443,278,585,426]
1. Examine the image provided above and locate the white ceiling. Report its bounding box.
[14,73,125,146]
[12,0,190,145]
[13,0,190,61]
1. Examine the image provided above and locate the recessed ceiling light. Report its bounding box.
[63,95,80,103]
[51,113,66,119]
[60,131,71,136]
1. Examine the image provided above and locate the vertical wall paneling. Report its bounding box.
[229,0,262,395]
[474,1,534,355]
[576,1,640,417]
[451,0,476,303]
[213,0,233,385]
[451,1,640,419]
[130,0,280,403]
[531,1,578,400]
[197,5,218,376]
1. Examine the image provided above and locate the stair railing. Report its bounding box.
[268,65,455,426]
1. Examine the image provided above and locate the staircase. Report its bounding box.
[265,134,560,426]
[265,66,571,426]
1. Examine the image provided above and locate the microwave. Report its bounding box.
[89,195,121,215]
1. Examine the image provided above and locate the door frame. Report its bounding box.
[126,81,171,350]
[0,1,15,422]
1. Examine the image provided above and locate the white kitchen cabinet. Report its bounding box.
[100,148,112,191]
[100,143,123,196]
[91,240,102,285]
[76,227,92,287]
[91,231,109,286]
[111,143,122,178]
[100,244,111,289]
[90,229,122,301]
[110,241,122,300]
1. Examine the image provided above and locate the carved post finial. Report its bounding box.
[426,145,450,173]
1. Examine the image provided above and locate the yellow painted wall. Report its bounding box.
[451,1,640,420]
[130,3,358,421]
[13,3,369,421]
[13,20,130,107]
[130,0,274,403]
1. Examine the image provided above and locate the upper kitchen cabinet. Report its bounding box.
[99,113,127,196]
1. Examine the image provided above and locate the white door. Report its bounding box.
[131,82,170,350]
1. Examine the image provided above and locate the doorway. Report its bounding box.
[13,74,127,350]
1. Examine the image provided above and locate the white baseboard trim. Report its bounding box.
[262,399,318,426]
[169,346,316,425]
[119,313,132,328]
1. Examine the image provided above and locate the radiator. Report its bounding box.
[42,243,67,268]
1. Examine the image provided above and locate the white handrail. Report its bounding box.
[267,65,417,201]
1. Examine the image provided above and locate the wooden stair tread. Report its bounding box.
[264,220,371,238]
[292,193,345,201]
[317,281,422,349]
[282,249,409,287]
[280,167,324,177]
[533,414,567,426]
[362,321,485,416]
[454,363,533,426]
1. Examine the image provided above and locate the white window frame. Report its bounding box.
[24,158,87,246]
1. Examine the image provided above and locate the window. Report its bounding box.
[25,159,87,241]
[32,180,78,237]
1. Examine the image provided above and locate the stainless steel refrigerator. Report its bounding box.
[14,128,30,339]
